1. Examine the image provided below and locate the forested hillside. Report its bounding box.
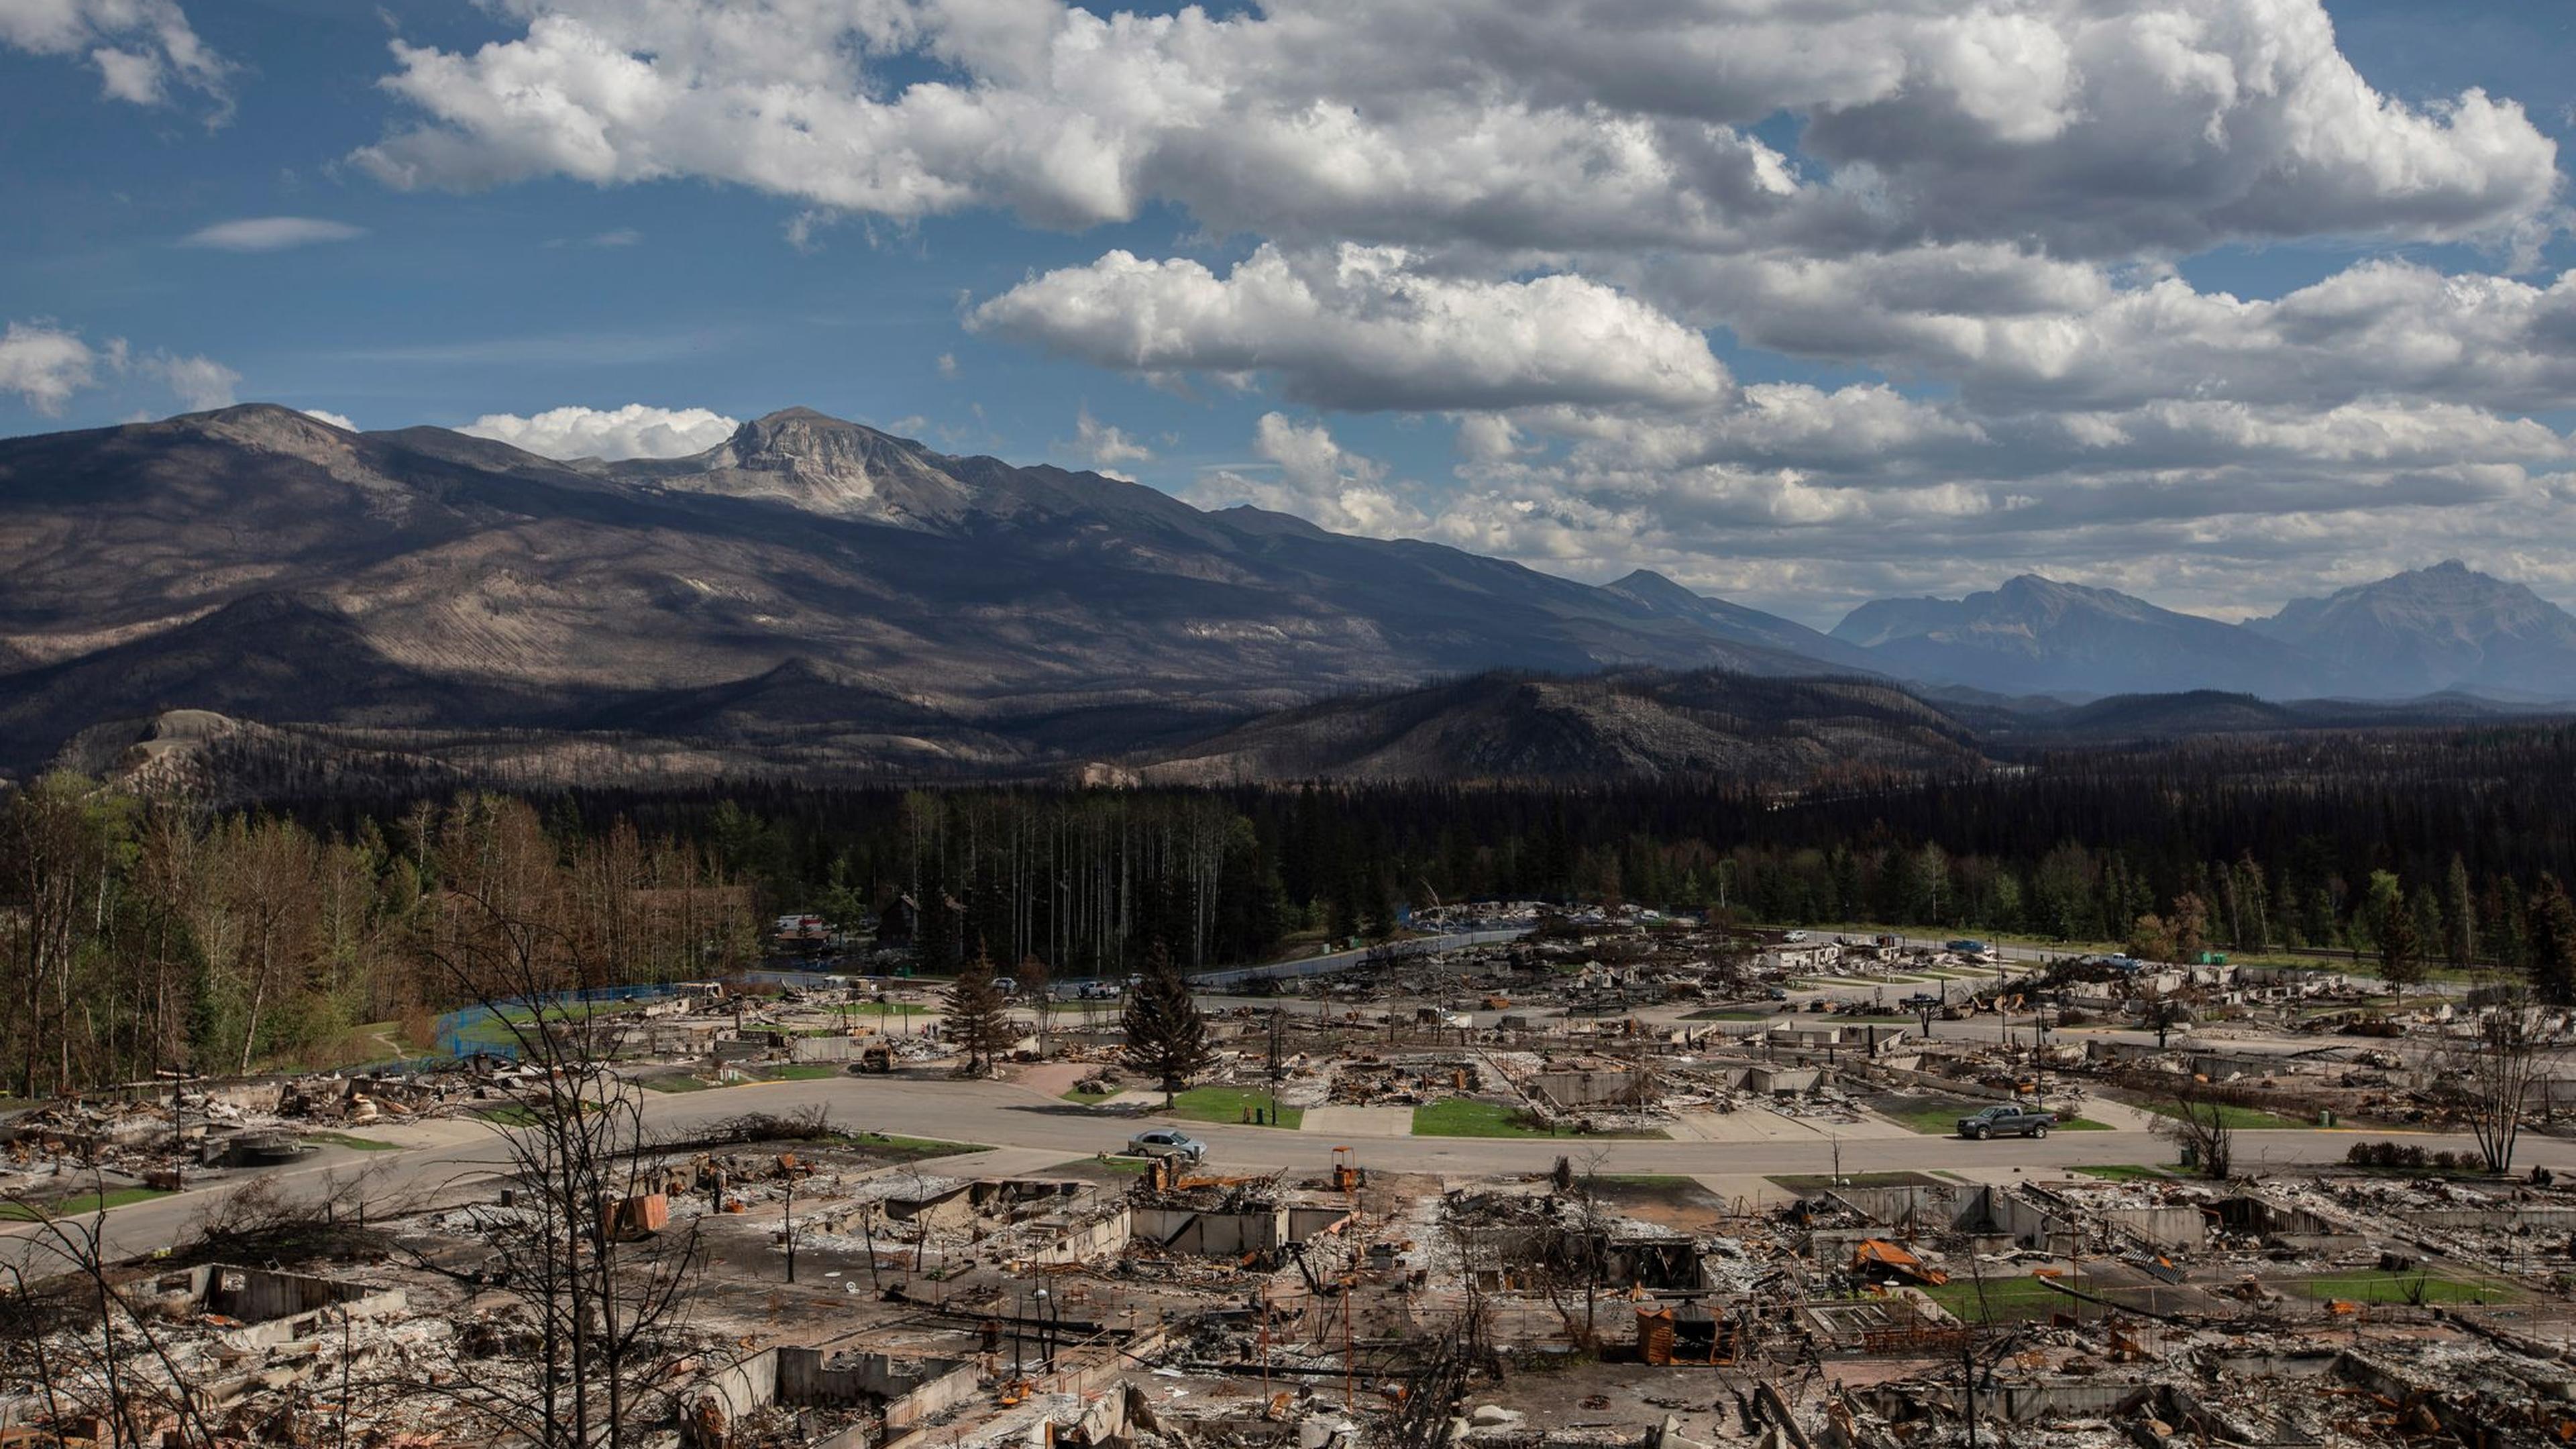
[9,719,2576,1096]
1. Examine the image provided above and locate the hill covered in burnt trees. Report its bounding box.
[10,715,2575,1097]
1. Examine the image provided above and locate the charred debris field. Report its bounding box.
[6,718,2576,1449]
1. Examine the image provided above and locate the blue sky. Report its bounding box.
[5,0,2575,627]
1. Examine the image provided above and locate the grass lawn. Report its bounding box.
[2069,1164,2177,1182]
[305,1131,400,1151]
[1412,1099,1664,1139]
[2296,1271,2517,1306]
[1769,1171,1944,1192]
[2132,1098,2311,1130]
[847,1131,989,1159]
[638,1075,717,1093]
[1167,1085,1301,1129]
[763,1064,841,1081]
[1,1186,171,1220]
[1927,1273,2071,1324]
[476,1104,543,1126]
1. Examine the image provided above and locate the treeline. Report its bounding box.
[17,721,2576,1094]
[0,779,759,1097]
[335,724,2576,995]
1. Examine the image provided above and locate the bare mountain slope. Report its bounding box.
[1118,671,1986,785]
[0,405,1857,775]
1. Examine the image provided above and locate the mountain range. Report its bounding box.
[0,405,1839,780]
[1829,564,2576,702]
[3,403,2572,790]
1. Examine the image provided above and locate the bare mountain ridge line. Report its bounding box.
[1111,667,1989,787]
[4,402,2572,789]
[0,403,1838,777]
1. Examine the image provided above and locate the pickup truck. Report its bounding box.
[1956,1104,2055,1140]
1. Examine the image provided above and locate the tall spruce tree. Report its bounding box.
[1122,941,1213,1107]
[943,947,1016,1077]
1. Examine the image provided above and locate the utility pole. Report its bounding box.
[784,1172,798,1283]
[1962,1340,1978,1449]
[1269,1008,1285,1125]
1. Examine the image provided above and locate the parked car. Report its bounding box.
[1955,1105,2055,1140]
[1077,981,1122,1000]
[1783,929,1809,943]
[1126,1129,1207,1163]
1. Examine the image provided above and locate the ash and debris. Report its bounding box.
[5,902,2575,1449]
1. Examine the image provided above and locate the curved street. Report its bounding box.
[11,1069,2568,1276]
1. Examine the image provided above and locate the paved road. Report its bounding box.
[1185,928,1529,988]
[13,1073,2573,1275]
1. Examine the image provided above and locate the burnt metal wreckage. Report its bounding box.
[3,906,2573,1448]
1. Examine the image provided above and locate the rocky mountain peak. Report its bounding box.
[637,407,979,526]
[1606,568,1702,606]
[164,402,358,459]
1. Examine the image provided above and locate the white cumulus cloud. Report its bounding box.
[0,0,228,115]
[301,408,358,431]
[352,0,2557,258]
[0,321,244,417]
[0,321,105,415]
[974,244,1729,412]
[459,403,741,460]
[146,352,238,411]
[1067,406,1152,474]
[1193,413,1428,538]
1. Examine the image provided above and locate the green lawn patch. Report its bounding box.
[1927,1273,2072,1324]
[848,1131,989,1159]
[1411,1099,1663,1138]
[763,1064,841,1081]
[476,1104,543,1126]
[638,1075,716,1093]
[2296,1271,2516,1306]
[2069,1165,2176,1182]
[1768,1171,1943,1192]
[1,1186,171,1220]
[305,1131,400,1151]
[1167,1085,1301,1129]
